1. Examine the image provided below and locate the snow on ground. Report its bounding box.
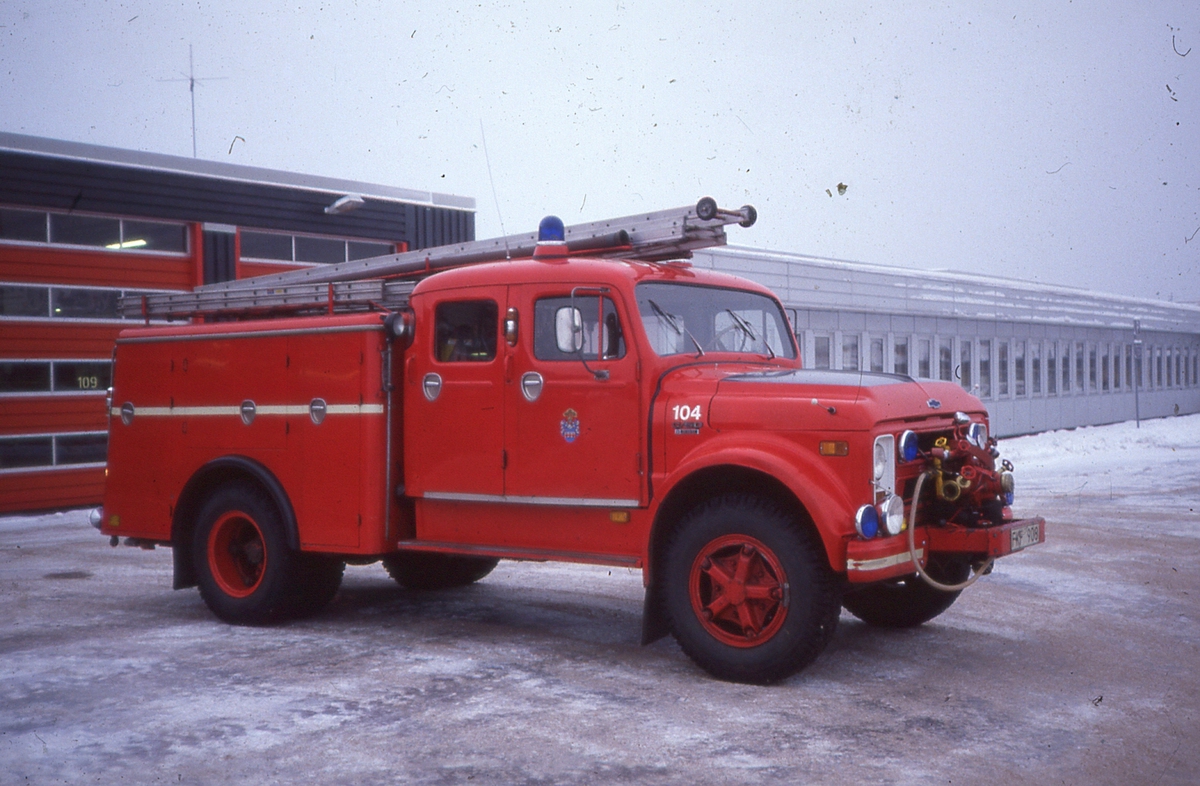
[999,413,1200,538]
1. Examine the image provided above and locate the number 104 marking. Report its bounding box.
[672,404,702,421]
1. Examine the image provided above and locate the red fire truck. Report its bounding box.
[96,199,1044,683]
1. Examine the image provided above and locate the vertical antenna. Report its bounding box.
[159,45,227,158]
[479,120,511,259]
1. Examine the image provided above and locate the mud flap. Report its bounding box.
[641,585,670,645]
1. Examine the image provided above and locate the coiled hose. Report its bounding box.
[907,471,995,592]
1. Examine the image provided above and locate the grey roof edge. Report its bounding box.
[0,131,475,211]
[709,245,1200,322]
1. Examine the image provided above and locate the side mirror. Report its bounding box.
[555,307,584,353]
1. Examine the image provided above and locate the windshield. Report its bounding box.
[635,282,797,359]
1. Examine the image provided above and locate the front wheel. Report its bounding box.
[193,482,339,624]
[841,554,970,628]
[661,495,841,684]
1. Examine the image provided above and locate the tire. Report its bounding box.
[193,482,330,624]
[660,494,841,684]
[382,552,499,590]
[841,554,971,628]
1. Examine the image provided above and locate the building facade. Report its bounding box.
[0,133,474,513]
[697,247,1200,437]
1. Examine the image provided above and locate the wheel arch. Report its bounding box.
[171,456,300,590]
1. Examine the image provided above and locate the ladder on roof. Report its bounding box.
[120,198,756,320]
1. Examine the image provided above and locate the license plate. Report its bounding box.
[1010,521,1041,552]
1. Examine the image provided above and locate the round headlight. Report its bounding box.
[881,495,905,536]
[855,504,880,539]
[966,422,988,448]
[873,440,888,480]
[1001,471,1015,504]
[898,430,920,462]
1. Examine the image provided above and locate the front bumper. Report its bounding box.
[844,516,1046,584]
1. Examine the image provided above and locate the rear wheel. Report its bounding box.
[194,482,339,623]
[661,495,840,684]
[842,554,971,628]
[382,552,499,590]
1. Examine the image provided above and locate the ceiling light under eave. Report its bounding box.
[325,194,365,215]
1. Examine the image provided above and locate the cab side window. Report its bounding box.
[434,300,498,362]
[533,296,625,361]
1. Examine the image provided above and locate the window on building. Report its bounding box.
[1080,343,1089,393]
[1044,342,1054,395]
[1,284,50,317]
[2,210,186,254]
[842,334,860,371]
[1061,342,1069,393]
[918,338,930,378]
[978,340,991,397]
[0,436,53,470]
[55,433,109,465]
[998,341,1009,396]
[240,231,293,261]
[1089,345,1097,391]
[1115,344,1123,390]
[1101,344,1110,391]
[49,214,121,248]
[894,337,909,377]
[1,284,167,322]
[241,230,395,265]
[294,236,347,265]
[0,208,48,242]
[960,339,972,391]
[1032,343,1041,393]
[813,335,831,369]
[0,362,52,394]
[869,337,884,373]
[1156,347,1163,387]
[1014,340,1026,396]
[939,338,953,381]
[348,241,394,261]
[0,360,112,394]
[0,433,108,470]
[51,288,121,319]
[121,220,188,253]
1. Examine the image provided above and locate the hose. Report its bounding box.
[906,471,995,592]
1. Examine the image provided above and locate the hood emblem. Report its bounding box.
[927,398,942,410]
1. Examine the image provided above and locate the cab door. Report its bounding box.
[403,287,506,498]
[504,284,643,506]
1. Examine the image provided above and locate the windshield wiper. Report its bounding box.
[648,299,704,358]
[725,309,775,359]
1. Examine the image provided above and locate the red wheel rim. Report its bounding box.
[689,534,788,648]
[207,511,267,598]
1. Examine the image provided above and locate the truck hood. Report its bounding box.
[700,367,985,432]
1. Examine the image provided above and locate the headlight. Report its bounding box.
[1001,471,1015,505]
[872,434,896,495]
[898,430,919,462]
[881,495,905,536]
[855,504,880,539]
[966,422,988,448]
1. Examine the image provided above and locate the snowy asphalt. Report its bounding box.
[3,415,1199,785]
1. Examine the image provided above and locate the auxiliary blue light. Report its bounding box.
[538,215,565,242]
[855,504,880,539]
[898,430,920,463]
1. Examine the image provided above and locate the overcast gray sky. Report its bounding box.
[2,1,1197,302]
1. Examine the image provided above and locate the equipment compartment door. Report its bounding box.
[403,287,506,498]
[504,285,643,507]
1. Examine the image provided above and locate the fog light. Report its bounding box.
[881,495,905,536]
[855,504,880,539]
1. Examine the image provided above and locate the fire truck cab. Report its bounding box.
[99,202,1044,684]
